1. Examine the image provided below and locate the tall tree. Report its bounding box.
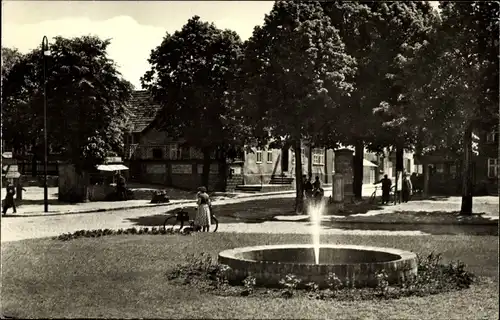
[1,47,29,155]
[141,16,244,189]
[2,36,133,173]
[1,47,23,84]
[322,1,438,199]
[382,2,499,214]
[238,1,356,213]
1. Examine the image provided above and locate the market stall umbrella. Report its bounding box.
[96,164,129,171]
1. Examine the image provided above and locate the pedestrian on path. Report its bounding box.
[402,174,413,203]
[303,175,313,199]
[3,181,17,215]
[195,186,212,232]
[376,175,392,205]
[116,172,127,200]
[312,176,324,202]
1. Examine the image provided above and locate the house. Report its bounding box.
[123,91,228,191]
[414,128,498,196]
[476,126,499,195]
[123,90,417,192]
[243,143,335,186]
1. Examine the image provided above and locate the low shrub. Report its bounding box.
[279,274,302,298]
[241,276,257,296]
[151,190,170,204]
[166,252,476,301]
[53,226,192,241]
[166,253,234,291]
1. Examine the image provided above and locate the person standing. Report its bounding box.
[3,181,17,215]
[195,186,212,232]
[402,174,413,203]
[313,176,321,191]
[376,174,392,205]
[304,175,313,199]
[116,172,127,200]
[312,176,324,202]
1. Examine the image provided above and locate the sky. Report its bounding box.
[2,1,439,90]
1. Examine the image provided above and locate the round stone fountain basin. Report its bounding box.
[218,244,417,288]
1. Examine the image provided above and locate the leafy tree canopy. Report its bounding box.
[2,36,132,171]
[239,0,356,147]
[1,47,23,84]
[382,1,499,155]
[141,16,245,156]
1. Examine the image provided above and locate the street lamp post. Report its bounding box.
[42,36,50,212]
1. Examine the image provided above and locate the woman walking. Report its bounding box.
[2,181,17,215]
[195,186,212,232]
[402,174,413,203]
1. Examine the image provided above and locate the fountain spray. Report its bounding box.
[307,199,326,265]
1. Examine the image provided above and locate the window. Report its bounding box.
[267,151,273,163]
[168,144,180,160]
[488,158,498,178]
[449,164,457,178]
[190,147,203,159]
[312,149,324,165]
[152,148,163,159]
[436,163,445,174]
[486,130,498,143]
[256,150,263,163]
[312,153,324,165]
[180,146,190,159]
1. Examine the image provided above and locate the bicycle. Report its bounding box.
[162,207,219,232]
[369,186,381,204]
[369,185,397,204]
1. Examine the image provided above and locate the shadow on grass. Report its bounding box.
[322,221,498,236]
[126,198,385,227]
[126,211,276,227]
[392,210,496,221]
[327,202,384,216]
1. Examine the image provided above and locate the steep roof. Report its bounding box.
[128,90,162,133]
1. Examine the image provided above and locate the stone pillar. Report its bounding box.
[423,164,429,197]
[334,149,354,200]
[331,173,345,212]
[16,179,23,200]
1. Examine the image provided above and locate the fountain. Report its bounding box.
[307,199,325,265]
[218,173,418,288]
[219,244,417,288]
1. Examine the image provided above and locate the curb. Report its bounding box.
[4,200,195,218]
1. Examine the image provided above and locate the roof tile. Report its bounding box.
[128,90,162,133]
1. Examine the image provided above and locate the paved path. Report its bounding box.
[0,193,419,242]
[4,193,497,243]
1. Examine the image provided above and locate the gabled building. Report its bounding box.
[477,126,499,195]
[123,90,417,192]
[414,128,498,196]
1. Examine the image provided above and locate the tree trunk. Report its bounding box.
[31,154,37,177]
[324,147,328,184]
[218,150,228,192]
[460,124,473,215]
[308,142,313,177]
[353,140,364,200]
[202,148,211,190]
[294,139,304,214]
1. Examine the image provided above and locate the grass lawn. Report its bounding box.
[2,233,498,319]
